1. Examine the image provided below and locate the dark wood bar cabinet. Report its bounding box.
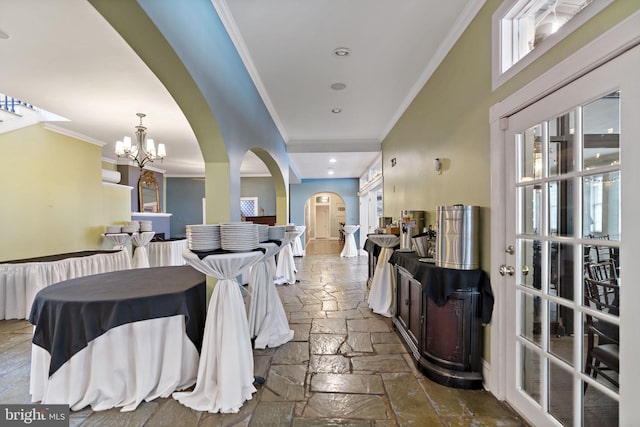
[389,250,493,389]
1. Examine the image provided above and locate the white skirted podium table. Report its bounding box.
[291,225,306,257]
[173,249,264,413]
[247,242,294,349]
[366,234,401,317]
[340,225,360,258]
[275,231,298,285]
[131,232,156,269]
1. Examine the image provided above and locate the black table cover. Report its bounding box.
[389,251,494,324]
[29,265,206,376]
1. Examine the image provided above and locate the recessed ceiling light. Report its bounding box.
[330,83,346,91]
[333,47,351,57]
[328,170,335,175]
[331,108,342,114]
[329,158,337,163]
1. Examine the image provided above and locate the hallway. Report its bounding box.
[0,253,529,426]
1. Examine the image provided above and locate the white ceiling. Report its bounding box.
[0,0,484,179]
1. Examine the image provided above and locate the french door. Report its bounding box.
[502,45,640,426]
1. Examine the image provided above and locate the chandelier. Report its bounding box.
[114,113,166,169]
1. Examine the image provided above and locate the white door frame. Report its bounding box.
[489,10,640,426]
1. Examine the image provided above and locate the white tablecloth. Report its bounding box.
[367,235,400,317]
[131,232,156,269]
[101,233,133,250]
[174,250,263,413]
[340,225,360,258]
[291,226,306,257]
[148,239,188,267]
[275,232,298,285]
[31,315,198,412]
[0,250,131,320]
[247,243,294,349]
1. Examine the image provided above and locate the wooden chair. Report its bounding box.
[583,270,619,391]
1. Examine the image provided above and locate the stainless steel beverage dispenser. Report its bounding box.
[399,210,426,251]
[435,205,479,269]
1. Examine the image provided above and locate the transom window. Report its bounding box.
[492,0,612,89]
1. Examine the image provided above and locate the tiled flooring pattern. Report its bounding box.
[0,249,530,426]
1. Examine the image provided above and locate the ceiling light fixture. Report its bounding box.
[328,170,335,175]
[333,47,351,57]
[329,158,337,163]
[115,113,166,169]
[331,108,342,114]
[330,83,346,91]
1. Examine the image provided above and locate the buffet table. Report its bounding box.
[148,239,188,267]
[0,250,131,320]
[29,266,206,411]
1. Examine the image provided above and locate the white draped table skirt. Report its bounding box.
[30,315,198,412]
[131,232,156,269]
[174,250,263,413]
[148,239,188,267]
[275,244,296,285]
[247,243,294,349]
[0,250,131,320]
[367,246,396,317]
[340,225,360,258]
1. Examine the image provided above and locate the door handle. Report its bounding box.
[522,265,529,276]
[499,265,515,276]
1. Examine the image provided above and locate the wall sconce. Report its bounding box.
[391,158,397,167]
[433,158,442,174]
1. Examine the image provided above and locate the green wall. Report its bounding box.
[382,0,640,361]
[0,125,132,261]
[383,0,640,272]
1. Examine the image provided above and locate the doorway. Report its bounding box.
[497,45,640,426]
[315,204,330,239]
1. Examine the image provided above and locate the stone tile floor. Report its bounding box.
[0,253,530,426]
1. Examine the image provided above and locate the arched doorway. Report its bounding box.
[304,192,346,255]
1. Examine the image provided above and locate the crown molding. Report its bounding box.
[43,123,107,147]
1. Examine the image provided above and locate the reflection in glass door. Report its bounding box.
[502,57,634,425]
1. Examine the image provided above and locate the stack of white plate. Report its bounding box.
[220,222,259,251]
[257,224,269,242]
[268,225,286,241]
[285,224,297,232]
[139,220,153,232]
[122,225,138,234]
[105,225,122,234]
[186,224,221,251]
[127,221,140,232]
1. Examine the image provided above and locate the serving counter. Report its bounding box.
[388,250,493,389]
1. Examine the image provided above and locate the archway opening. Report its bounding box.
[304,191,346,255]
[240,148,287,225]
